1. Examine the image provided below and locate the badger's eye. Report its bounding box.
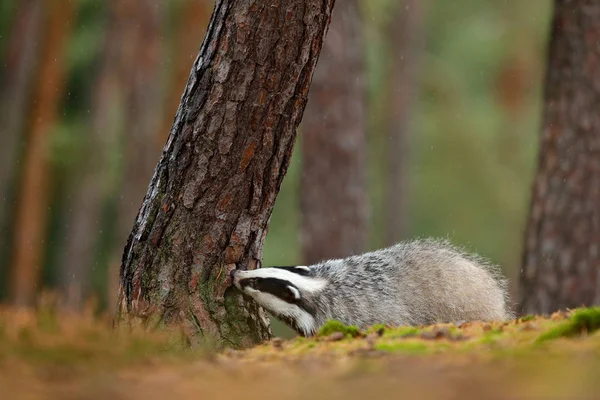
[248,278,258,288]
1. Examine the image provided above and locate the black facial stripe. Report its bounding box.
[270,265,312,276]
[239,278,252,290]
[243,277,300,304]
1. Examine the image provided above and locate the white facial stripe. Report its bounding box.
[295,266,310,272]
[250,291,316,336]
[287,286,300,300]
[234,268,327,293]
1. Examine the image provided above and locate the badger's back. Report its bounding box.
[390,239,512,325]
[311,239,512,328]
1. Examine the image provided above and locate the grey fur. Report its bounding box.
[231,238,514,336]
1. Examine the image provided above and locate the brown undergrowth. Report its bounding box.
[1,302,600,399]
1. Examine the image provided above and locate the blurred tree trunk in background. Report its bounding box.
[0,0,43,297]
[520,0,600,315]
[108,0,164,315]
[10,0,75,307]
[301,0,368,264]
[384,0,425,245]
[59,0,163,311]
[159,0,212,147]
[115,0,336,348]
[58,6,117,311]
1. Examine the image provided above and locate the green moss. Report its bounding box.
[536,307,600,343]
[446,325,463,335]
[374,341,428,354]
[317,320,361,338]
[363,324,422,338]
[479,332,501,345]
[292,336,308,344]
[519,315,535,322]
[384,326,421,338]
[477,326,504,345]
[188,308,204,336]
[278,336,314,354]
[366,324,389,334]
[219,287,272,349]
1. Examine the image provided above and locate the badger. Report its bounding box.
[230,238,513,336]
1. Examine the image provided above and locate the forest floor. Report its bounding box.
[2,303,600,400]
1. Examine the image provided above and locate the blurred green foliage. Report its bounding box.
[265,0,552,280]
[1,1,552,326]
[265,0,553,337]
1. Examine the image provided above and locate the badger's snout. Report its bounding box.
[229,268,245,290]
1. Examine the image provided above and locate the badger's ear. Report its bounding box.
[286,286,301,302]
[292,266,311,275]
[271,265,312,276]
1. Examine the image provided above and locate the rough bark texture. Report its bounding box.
[384,0,425,245]
[300,0,367,265]
[9,0,75,307]
[60,0,163,311]
[520,0,600,315]
[116,0,336,349]
[0,0,43,290]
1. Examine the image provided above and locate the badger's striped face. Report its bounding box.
[230,266,326,336]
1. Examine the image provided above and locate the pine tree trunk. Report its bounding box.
[0,0,43,294]
[519,0,600,315]
[9,0,75,307]
[300,0,368,264]
[384,0,425,245]
[116,0,336,349]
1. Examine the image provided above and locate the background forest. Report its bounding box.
[0,0,552,335]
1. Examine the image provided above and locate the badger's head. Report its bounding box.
[230,266,327,336]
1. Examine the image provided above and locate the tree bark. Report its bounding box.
[519,0,600,315]
[300,0,368,264]
[0,0,43,292]
[384,0,425,245]
[9,0,75,307]
[116,0,336,349]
